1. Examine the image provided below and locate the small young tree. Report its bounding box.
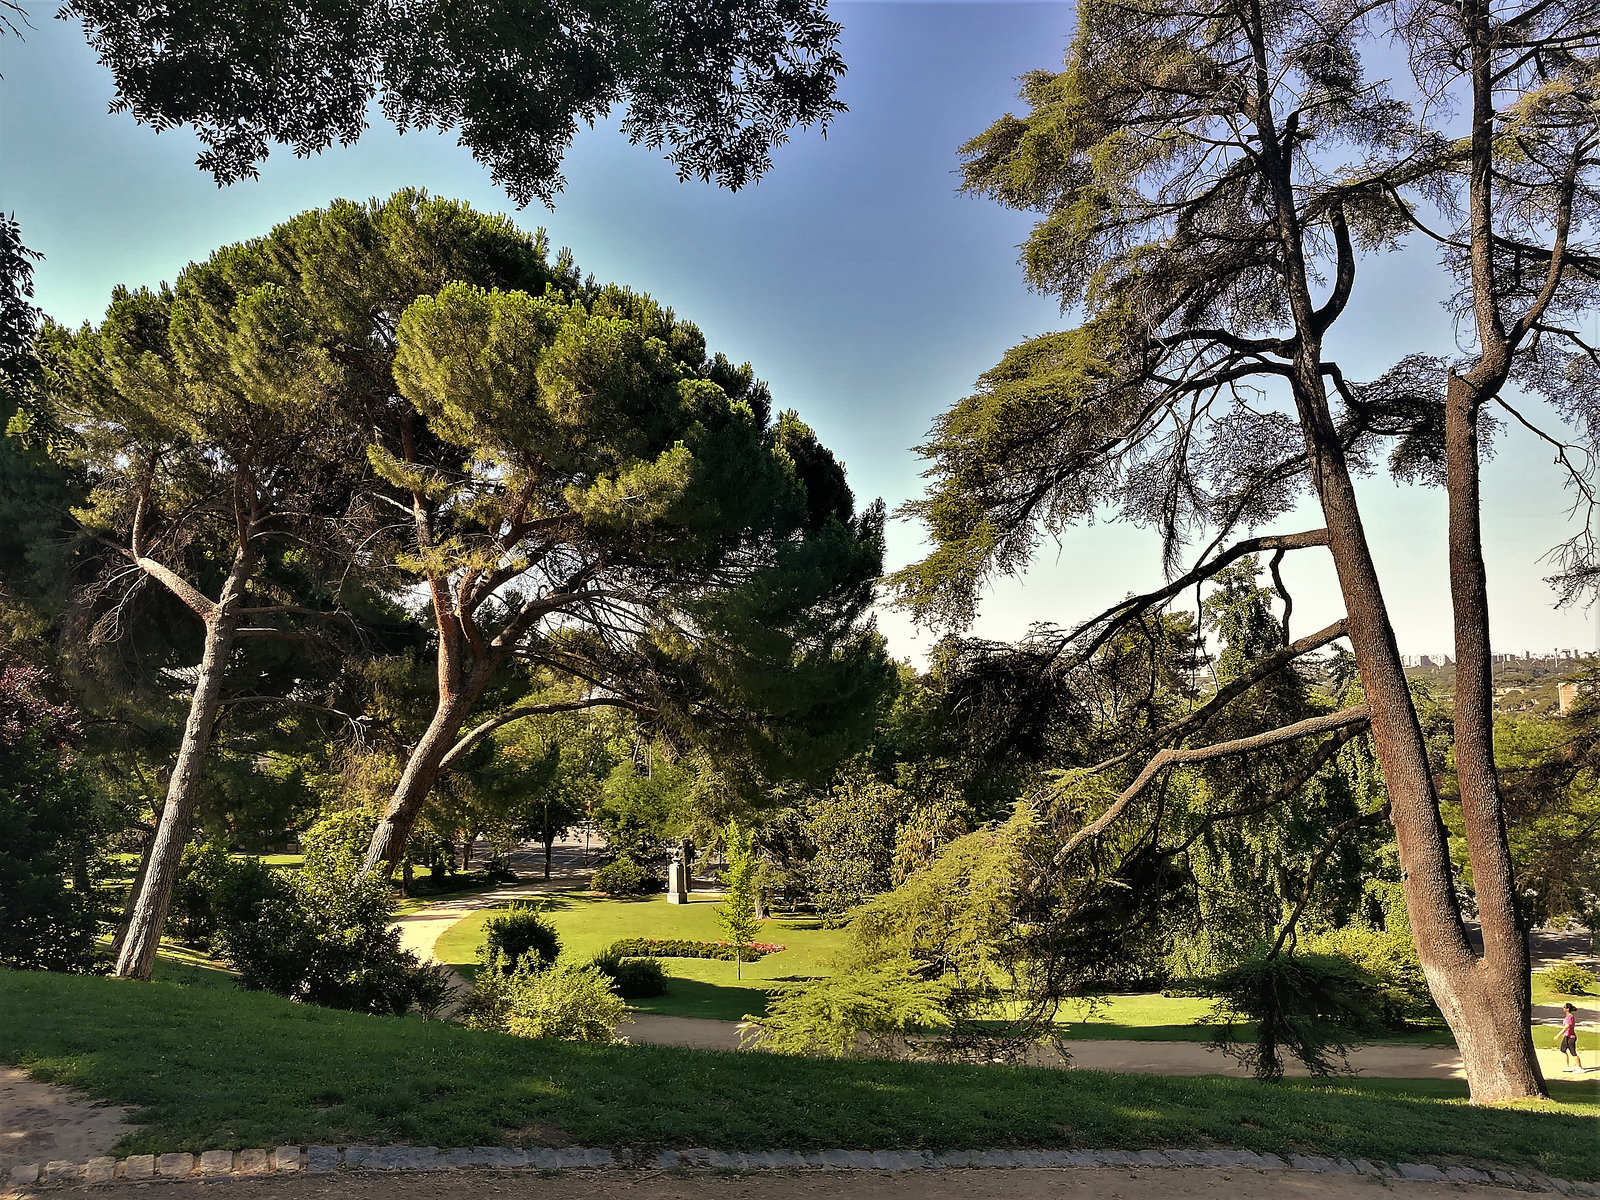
[716,819,762,979]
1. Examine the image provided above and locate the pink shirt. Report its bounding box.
[1562,1012,1577,1037]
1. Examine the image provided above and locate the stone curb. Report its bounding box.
[6,1146,1595,1194]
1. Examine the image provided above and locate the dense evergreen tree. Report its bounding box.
[58,1,846,205]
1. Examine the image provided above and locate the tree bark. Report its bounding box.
[362,683,490,877]
[110,824,156,962]
[112,593,249,980]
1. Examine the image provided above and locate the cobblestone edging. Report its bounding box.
[7,1146,1597,1194]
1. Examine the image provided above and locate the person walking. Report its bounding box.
[1557,1003,1584,1073]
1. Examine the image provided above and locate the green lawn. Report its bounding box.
[2,967,1596,1179]
[432,898,1450,1042]
[433,893,851,1021]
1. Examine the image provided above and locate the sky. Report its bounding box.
[2,1,1596,665]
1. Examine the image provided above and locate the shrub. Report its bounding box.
[0,660,109,973]
[1544,961,1597,996]
[1204,952,1388,1081]
[462,958,628,1041]
[590,857,659,895]
[755,956,952,1058]
[168,841,282,949]
[217,852,451,1017]
[591,951,669,998]
[603,936,783,961]
[483,902,560,972]
[1301,922,1437,1029]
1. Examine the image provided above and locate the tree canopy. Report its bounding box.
[57,1,847,205]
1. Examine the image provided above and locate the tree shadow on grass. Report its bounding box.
[629,976,773,1021]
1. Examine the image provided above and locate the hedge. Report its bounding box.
[604,937,786,962]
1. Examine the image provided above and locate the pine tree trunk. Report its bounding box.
[112,606,245,981]
[362,687,484,877]
[110,824,156,962]
[1293,374,1544,1101]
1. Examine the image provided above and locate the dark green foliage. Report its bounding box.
[803,768,907,917]
[167,841,281,949]
[590,859,660,896]
[216,859,450,1017]
[63,2,846,206]
[603,937,775,962]
[589,952,668,998]
[482,902,561,972]
[0,214,82,640]
[1203,953,1392,1081]
[0,661,108,972]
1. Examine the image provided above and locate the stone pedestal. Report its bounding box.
[667,858,688,904]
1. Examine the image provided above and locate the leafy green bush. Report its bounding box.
[754,956,952,1057]
[0,660,108,973]
[604,936,782,961]
[1302,922,1437,1029]
[168,841,282,949]
[590,951,669,998]
[590,857,659,895]
[1204,952,1387,1081]
[461,959,627,1041]
[1544,961,1597,996]
[217,852,451,1017]
[482,902,560,972]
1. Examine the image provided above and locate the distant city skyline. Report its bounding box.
[2,3,1596,667]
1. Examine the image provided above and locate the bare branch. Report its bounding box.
[1048,704,1372,871]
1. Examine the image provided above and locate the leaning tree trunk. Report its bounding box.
[112,605,246,981]
[362,681,489,877]
[1294,374,1544,1100]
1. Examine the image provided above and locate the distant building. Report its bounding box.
[1558,681,1595,715]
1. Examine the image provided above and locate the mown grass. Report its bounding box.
[1,967,1596,1179]
[433,893,850,1020]
[432,897,1459,1041]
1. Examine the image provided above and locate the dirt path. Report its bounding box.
[622,1014,1600,1081]
[13,1165,1545,1200]
[0,1067,135,1174]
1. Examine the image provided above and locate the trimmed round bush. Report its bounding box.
[483,902,561,971]
[591,952,669,998]
[590,858,659,895]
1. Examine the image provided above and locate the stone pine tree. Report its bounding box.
[58,1,846,206]
[47,258,369,981]
[893,0,1597,1100]
[180,193,891,878]
[360,260,892,876]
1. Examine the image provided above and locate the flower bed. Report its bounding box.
[605,937,786,962]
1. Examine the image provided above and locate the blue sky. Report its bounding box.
[2,2,1596,663]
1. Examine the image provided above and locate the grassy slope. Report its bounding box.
[2,968,1596,1179]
